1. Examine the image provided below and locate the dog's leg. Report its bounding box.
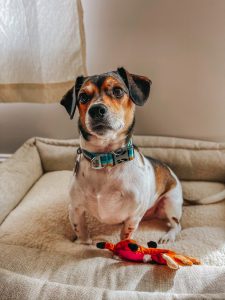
[68,204,92,244]
[158,186,183,244]
[120,217,141,240]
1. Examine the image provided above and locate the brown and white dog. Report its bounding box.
[60,67,183,244]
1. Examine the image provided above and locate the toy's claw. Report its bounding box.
[96,242,106,249]
[162,254,179,270]
[128,243,139,252]
[163,253,201,268]
[186,256,201,265]
[147,241,157,248]
[173,255,201,266]
[173,255,193,266]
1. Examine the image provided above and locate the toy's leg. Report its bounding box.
[68,204,92,244]
[120,217,141,240]
[173,254,201,266]
[158,185,183,244]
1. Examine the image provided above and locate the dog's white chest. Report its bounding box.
[83,175,138,224]
[71,158,155,224]
[71,156,153,224]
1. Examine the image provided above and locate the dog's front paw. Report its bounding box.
[158,232,176,244]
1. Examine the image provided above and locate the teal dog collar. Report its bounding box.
[80,140,135,169]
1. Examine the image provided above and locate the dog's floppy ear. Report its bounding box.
[60,76,85,119]
[117,67,151,106]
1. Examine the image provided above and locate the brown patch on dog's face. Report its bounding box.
[77,74,135,138]
[78,81,98,131]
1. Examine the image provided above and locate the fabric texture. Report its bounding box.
[0,138,43,224]
[0,136,225,299]
[0,0,86,103]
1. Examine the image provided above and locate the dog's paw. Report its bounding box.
[158,232,176,244]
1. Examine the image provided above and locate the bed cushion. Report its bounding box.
[0,136,225,299]
[0,138,43,224]
[0,170,225,262]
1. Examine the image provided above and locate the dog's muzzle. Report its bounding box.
[88,104,108,120]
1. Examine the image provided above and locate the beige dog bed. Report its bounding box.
[0,136,225,299]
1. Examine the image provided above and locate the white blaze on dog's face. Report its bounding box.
[60,67,152,141]
[78,75,135,139]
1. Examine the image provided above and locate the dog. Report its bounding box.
[60,67,183,245]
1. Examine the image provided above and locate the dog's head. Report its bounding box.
[60,67,151,140]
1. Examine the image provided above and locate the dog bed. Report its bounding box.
[0,136,225,299]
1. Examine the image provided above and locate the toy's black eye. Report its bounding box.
[147,241,157,248]
[113,87,124,99]
[79,92,91,104]
[128,243,138,252]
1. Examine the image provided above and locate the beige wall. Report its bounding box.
[1,0,225,153]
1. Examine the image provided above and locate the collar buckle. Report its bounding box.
[91,155,104,169]
[112,147,131,164]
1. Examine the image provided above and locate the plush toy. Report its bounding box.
[96,239,201,270]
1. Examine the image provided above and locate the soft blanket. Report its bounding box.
[0,136,225,299]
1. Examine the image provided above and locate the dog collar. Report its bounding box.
[80,139,135,169]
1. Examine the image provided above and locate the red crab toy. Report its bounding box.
[96,239,201,270]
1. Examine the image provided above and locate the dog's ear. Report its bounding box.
[117,67,152,106]
[60,76,85,119]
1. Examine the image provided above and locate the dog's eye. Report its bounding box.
[113,87,124,99]
[79,93,91,104]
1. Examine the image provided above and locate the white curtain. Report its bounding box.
[0,0,86,103]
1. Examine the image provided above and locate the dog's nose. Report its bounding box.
[88,104,108,119]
